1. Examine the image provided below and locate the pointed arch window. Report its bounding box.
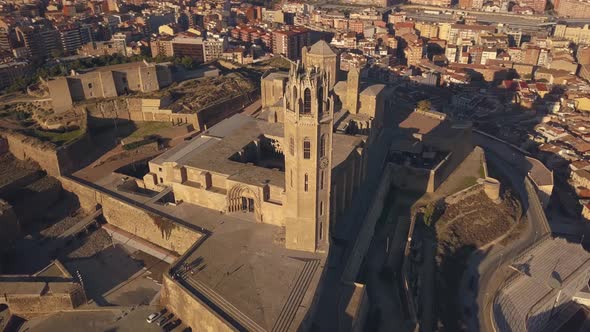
[303,138,311,159]
[320,134,326,158]
[318,85,324,113]
[303,88,311,114]
[304,173,309,192]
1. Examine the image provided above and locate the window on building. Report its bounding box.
[304,173,308,192]
[303,88,311,114]
[303,138,311,159]
[320,170,324,190]
[290,136,295,156]
[293,85,297,101]
[319,221,323,240]
[290,170,293,188]
[319,201,323,216]
[159,177,163,183]
[318,86,323,113]
[88,83,92,89]
[158,167,162,172]
[320,134,326,157]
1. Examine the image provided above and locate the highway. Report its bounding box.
[458,133,551,332]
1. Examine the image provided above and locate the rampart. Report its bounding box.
[59,176,202,255]
[0,260,87,318]
[0,112,92,177]
[160,274,235,332]
[0,282,86,318]
[78,88,258,132]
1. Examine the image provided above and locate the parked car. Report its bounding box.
[157,314,174,327]
[164,319,182,331]
[146,312,161,323]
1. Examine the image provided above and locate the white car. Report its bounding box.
[146,312,161,323]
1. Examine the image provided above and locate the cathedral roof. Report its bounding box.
[309,40,336,56]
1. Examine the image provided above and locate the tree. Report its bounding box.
[180,56,195,69]
[417,100,431,112]
[50,48,64,59]
[423,204,436,227]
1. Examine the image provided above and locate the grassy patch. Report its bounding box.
[32,128,84,146]
[126,122,171,141]
[479,161,486,178]
[454,176,478,193]
[122,137,157,151]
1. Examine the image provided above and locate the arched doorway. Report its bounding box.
[227,185,263,222]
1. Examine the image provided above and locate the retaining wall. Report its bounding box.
[60,177,202,255]
[160,276,235,332]
[0,282,86,318]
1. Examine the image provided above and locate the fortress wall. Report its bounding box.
[2,283,86,317]
[0,201,20,260]
[342,164,393,282]
[60,177,202,255]
[2,116,92,177]
[160,276,235,332]
[3,133,62,176]
[82,98,131,120]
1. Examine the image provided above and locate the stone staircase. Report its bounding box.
[184,276,266,332]
[272,258,320,332]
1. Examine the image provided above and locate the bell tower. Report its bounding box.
[284,62,333,253]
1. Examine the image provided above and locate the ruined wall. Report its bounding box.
[195,91,258,130]
[2,132,62,176]
[1,114,93,177]
[60,177,202,255]
[81,98,131,120]
[160,275,235,332]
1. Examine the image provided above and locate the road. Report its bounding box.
[458,133,551,332]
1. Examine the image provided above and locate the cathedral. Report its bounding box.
[144,40,392,253]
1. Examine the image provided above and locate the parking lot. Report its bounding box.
[18,306,190,332]
[64,243,163,307]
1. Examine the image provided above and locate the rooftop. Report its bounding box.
[308,40,336,56]
[152,114,363,188]
[495,237,590,332]
[92,172,325,332]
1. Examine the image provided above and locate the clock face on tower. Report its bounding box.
[319,157,329,169]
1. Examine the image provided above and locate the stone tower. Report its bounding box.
[284,61,334,253]
[302,40,338,89]
[345,66,360,114]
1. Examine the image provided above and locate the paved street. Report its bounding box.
[18,306,169,332]
[462,133,552,332]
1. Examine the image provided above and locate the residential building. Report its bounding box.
[272,28,310,60]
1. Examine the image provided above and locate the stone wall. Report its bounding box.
[9,176,63,225]
[1,118,93,177]
[2,132,62,176]
[0,282,86,318]
[342,164,393,282]
[160,275,235,332]
[0,200,19,267]
[60,177,202,255]
[81,98,131,120]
